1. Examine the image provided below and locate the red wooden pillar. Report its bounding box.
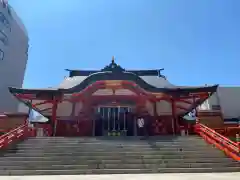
[171,99,176,135]
[153,100,157,117]
[193,96,198,123]
[175,111,180,134]
[152,100,158,136]
[52,100,58,136]
[26,100,32,125]
[80,95,93,136]
[71,102,76,119]
[192,95,200,133]
[136,95,144,116]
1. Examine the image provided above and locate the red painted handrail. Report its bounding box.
[0,124,35,149]
[195,123,240,161]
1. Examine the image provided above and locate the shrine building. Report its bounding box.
[9,58,218,136]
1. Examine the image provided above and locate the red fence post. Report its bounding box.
[0,124,34,149]
[236,134,240,152]
[196,123,240,161]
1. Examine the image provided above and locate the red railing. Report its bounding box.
[195,123,240,161]
[0,124,36,149]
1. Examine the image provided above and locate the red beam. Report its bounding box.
[176,105,189,111]
[70,80,154,101]
[155,96,193,104]
[16,93,60,101]
[31,103,45,111]
[176,99,192,104]
[156,97,171,101]
[176,96,206,100]
[42,80,212,106]
[89,95,139,103]
[95,80,153,98]
[39,107,52,112]
[68,95,139,103]
[33,100,53,106]
[71,83,105,97]
[16,93,35,100]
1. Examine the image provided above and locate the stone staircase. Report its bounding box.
[0,136,239,175]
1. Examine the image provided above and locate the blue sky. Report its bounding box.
[10,0,240,88]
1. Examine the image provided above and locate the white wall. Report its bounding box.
[202,87,240,119]
[216,87,240,119]
[0,2,28,112]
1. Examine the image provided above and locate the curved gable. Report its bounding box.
[62,71,168,93]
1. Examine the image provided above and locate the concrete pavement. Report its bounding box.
[1,173,240,180]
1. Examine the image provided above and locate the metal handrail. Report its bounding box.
[199,123,239,152]
[0,124,33,149]
[0,124,26,138]
[196,123,240,161]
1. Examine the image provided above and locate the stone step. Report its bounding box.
[22,140,207,144]
[104,162,240,169]
[1,167,240,175]
[4,147,223,154]
[1,136,238,175]
[1,153,228,159]
[15,142,212,148]
[5,146,217,151]
[21,137,206,142]
[0,162,239,171]
[12,146,212,152]
[27,136,203,140]
[3,151,225,158]
[25,138,205,141]
[28,136,202,138]
[2,149,226,156]
[11,142,213,147]
[4,149,220,155]
[0,158,235,166]
[19,139,208,143]
[17,140,209,143]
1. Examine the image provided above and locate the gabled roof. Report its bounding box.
[9,60,218,117]
[66,58,165,78]
[8,69,218,95]
[9,59,218,95]
[67,69,165,77]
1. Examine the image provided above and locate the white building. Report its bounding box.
[0,1,28,112]
[199,87,240,123]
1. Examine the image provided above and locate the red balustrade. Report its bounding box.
[195,123,240,161]
[0,124,36,149]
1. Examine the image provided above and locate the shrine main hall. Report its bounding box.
[9,58,217,136]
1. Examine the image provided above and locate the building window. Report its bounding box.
[0,49,4,60]
[7,6,12,17]
[2,0,7,8]
[0,30,8,45]
[0,12,10,29]
[212,105,220,110]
